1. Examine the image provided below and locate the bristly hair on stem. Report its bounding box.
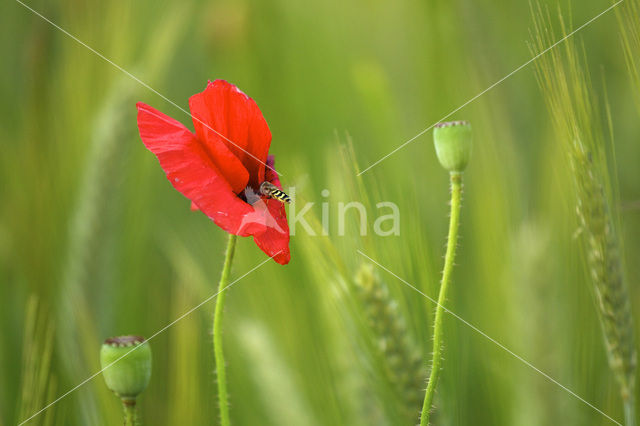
[420,172,463,426]
[123,401,137,426]
[213,233,238,426]
[531,4,637,424]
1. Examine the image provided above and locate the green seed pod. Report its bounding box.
[100,335,152,402]
[433,121,472,173]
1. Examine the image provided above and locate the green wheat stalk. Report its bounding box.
[17,296,57,426]
[615,0,640,113]
[52,10,189,424]
[531,5,637,424]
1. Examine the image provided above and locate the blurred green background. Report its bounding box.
[1,0,639,425]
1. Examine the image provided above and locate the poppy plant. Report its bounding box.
[136,80,290,426]
[136,79,290,265]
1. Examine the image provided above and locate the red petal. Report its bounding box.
[252,198,291,265]
[136,102,265,236]
[189,80,271,190]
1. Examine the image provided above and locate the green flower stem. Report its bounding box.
[123,401,136,426]
[213,233,238,426]
[420,171,463,426]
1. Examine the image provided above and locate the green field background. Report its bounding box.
[1,0,639,425]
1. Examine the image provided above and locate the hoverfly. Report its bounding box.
[259,181,291,204]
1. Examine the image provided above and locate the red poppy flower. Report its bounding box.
[136,80,290,265]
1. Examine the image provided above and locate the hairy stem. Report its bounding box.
[123,401,136,426]
[420,172,463,426]
[213,233,238,426]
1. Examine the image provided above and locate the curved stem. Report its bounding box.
[213,233,238,426]
[123,400,136,426]
[420,172,463,426]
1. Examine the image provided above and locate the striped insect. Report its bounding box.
[259,181,291,204]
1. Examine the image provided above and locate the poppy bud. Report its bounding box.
[433,121,472,173]
[100,335,152,402]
